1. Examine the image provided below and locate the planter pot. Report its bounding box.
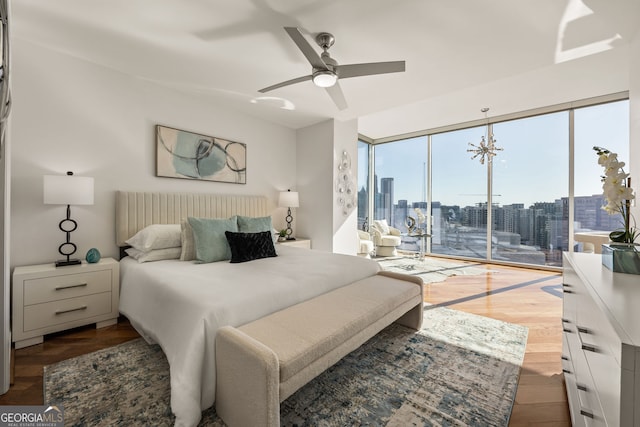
[601,243,640,275]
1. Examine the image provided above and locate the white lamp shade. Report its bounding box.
[278,191,299,208]
[44,175,94,205]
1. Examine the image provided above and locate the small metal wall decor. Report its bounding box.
[336,150,356,216]
[156,125,246,184]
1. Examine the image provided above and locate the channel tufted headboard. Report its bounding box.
[115,191,269,246]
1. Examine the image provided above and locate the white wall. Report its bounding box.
[332,119,358,255]
[296,120,333,251]
[10,39,297,267]
[296,118,359,255]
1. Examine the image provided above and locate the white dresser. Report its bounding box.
[562,252,640,426]
[12,258,120,349]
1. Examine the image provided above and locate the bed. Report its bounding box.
[115,191,384,427]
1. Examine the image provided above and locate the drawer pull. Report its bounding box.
[55,283,88,291]
[563,289,574,294]
[580,409,594,419]
[562,368,571,374]
[581,344,598,353]
[577,384,588,392]
[55,305,88,315]
[561,355,569,361]
[577,326,590,334]
[563,329,572,333]
[561,318,570,323]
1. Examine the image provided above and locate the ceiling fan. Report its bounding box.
[258,27,406,110]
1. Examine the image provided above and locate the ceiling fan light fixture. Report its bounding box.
[312,70,337,88]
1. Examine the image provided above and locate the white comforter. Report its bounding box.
[119,246,380,427]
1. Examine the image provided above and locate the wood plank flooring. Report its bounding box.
[424,260,570,426]
[0,258,570,426]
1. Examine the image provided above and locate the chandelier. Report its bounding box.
[467,108,503,165]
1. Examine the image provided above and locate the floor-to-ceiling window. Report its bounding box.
[360,95,629,269]
[431,126,487,259]
[492,112,569,266]
[357,140,370,230]
[574,100,629,246]
[372,136,427,251]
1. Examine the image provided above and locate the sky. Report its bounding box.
[362,100,629,209]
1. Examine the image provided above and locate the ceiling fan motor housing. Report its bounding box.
[315,32,335,50]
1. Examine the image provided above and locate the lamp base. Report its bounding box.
[55,258,82,267]
[286,237,296,241]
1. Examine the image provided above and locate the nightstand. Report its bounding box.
[12,258,120,349]
[278,238,311,249]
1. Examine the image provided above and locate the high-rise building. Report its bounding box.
[380,177,394,224]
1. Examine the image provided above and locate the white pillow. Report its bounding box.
[374,219,390,234]
[125,224,181,253]
[126,247,182,263]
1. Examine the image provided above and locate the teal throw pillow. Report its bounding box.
[236,215,273,233]
[187,216,238,263]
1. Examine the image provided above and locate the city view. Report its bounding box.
[358,177,620,267]
[358,99,629,268]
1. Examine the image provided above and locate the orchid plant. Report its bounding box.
[594,146,638,244]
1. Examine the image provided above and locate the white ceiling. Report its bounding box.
[11,0,640,139]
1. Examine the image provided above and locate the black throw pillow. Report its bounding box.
[225,230,278,263]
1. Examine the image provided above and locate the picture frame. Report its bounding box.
[156,125,246,184]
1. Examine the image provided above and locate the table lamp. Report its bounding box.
[278,189,299,240]
[44,171,94,267]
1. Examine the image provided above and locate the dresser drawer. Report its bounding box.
[23,269,112,305]
[562,357,585,427]
[568,333,606,425]
[575,287,621,367]
[562,268,579,323]
[581,333,621,427]
[23,292,112,331]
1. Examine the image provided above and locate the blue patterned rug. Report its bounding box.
[44,306,527,426]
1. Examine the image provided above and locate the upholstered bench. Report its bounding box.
[215,270,424,427]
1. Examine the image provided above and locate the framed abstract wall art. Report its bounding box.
[156,125,246,184]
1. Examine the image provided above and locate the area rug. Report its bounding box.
[44,306,527,426]
[377,256,489,284]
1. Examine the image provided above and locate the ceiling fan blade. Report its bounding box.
[259,75,312,93]
[325,82,348,110]
[336,61,405,79]
[284,27,328,70]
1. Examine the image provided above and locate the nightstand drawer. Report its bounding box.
[23,269,112,305]
[23,292,113,332]
[278,238,311,249]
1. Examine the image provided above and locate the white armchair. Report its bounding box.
[370,219,402,257]
[357,230,374,258]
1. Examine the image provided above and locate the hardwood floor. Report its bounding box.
[0,319,139,406]
[0,259,570,426]
[424,260,570,426]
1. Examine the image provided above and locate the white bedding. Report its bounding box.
[119,245,380,427]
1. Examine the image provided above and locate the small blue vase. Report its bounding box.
[86,248,101,263]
